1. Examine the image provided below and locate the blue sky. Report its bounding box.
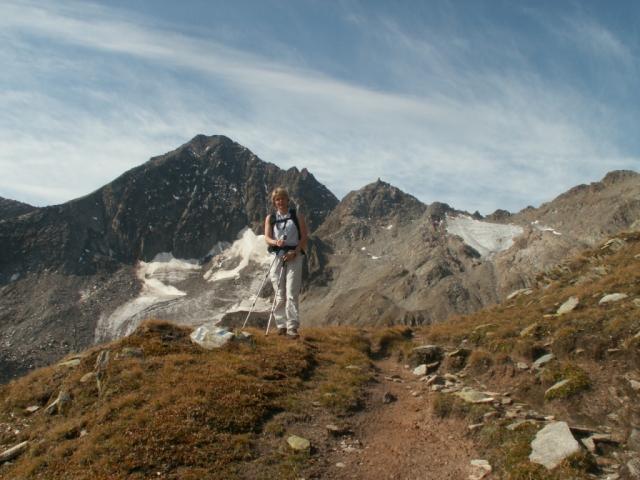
[1,0,638,214]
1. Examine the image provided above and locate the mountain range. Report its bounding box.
[1,134,639,382]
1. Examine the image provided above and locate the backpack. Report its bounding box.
[268,208,305,254]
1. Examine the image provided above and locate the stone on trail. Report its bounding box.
[287,435,310,451]
[529,421,581,470]
[557,296,579,315]
[599,293,629,305]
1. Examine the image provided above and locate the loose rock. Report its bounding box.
[557,296,579,315]
[0,441,28,463]
[532,353,554,369]
[287,435,310,451]
[599,293,629,305]
[454,388,494,404]
[469,459,492,480]
[529,421,581,470]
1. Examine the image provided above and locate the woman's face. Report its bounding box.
[274,195,288,211]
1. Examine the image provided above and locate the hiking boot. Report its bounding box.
[286,330,300,340]
[277,327,287,336]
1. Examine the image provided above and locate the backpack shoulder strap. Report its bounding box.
[269,213,276,225]
[288,208,300,234]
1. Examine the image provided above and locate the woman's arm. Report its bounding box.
[264,215,285,248]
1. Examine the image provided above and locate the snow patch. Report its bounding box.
[205,228,272,282]
[446,215,523,258]
[10,273,20,282]
[531,220,562,236]
[144,253,200,283]
[385,225,394,230]
[95,254,199,341]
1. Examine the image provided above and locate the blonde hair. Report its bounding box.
[270,187,289,206]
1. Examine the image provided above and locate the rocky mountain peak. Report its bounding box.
[337,179,425,221]
[0,135,338,280]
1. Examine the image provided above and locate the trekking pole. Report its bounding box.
[265,255,286,336]
[241,254,279,329]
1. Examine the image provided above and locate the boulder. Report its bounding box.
[529,421,581,470]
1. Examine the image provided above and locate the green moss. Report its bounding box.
[542,363,590,401]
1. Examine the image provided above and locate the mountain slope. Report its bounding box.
[0,135,337,382]
[303,171,640,329]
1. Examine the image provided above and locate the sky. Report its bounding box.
[1,0,639,214]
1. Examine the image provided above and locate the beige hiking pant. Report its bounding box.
[269,253,303,332]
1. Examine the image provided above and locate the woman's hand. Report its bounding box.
[284,250,297,262]
[275,239,286,248]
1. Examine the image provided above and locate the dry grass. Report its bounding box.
[0,322,382,480]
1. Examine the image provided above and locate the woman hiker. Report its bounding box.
[264,187,308,339]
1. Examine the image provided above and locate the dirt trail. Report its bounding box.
[320,358,478,480]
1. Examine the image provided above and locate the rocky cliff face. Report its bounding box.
[0,135,337,382]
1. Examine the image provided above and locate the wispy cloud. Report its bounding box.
[0,0,637,213]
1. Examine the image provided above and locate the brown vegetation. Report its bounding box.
[0,323,388,479]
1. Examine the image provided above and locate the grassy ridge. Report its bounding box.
[0,323,388,479]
